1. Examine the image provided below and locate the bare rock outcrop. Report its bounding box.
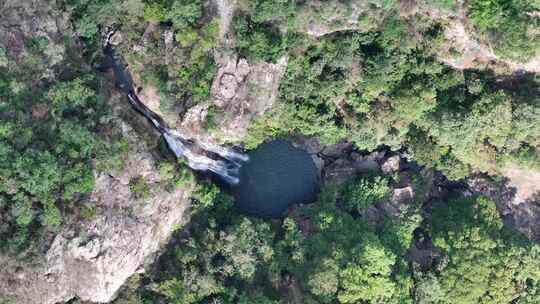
[469,175,540,241]
[180,51,288,143]
[0,0,68,67]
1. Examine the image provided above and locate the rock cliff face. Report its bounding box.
[0,0,67,65]
[0,2,193,301]
[0,90,193,303]
[1,1,539,303]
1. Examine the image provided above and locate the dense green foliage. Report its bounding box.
[65,0,218,113]
[111,175,540,304]
[423,196,540,303]
[468,0,540,61]
[115,174,422,304]
[4,1,540,303]
[242,9,540,179]
[343,175,391,212]
[0,42,119,254]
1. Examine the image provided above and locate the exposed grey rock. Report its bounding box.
[391,187,415,206]
[216,73,239,101]
[320,141,353,158]
[110,31,124,46]
[381,155,401,174]
[324,158,361,185]
[163,29,174,50]
[323,153,381,185]
[0,95,193,304]
[182,103,210,131]
[180,51,287,144]
[351,153,380,172]
[0,0,68,66]
[469,176,540,241]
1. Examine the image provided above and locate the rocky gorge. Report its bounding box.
[1,0,540,303]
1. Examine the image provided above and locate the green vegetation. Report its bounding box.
[233,14,287,63]
[343,175,391,212]
[66,0,218,112]
[112,176,421,304]
[424,196,540,303]
[468,0,540,61]
[0,39,119,254]
[111,173,540,304]
[129,176,150,200]
[242,10,540,179]
[4,1,540,303]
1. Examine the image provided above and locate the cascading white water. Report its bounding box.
[104,29,247,184]
[162,131,244,184]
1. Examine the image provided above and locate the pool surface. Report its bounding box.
[231,139,319,218]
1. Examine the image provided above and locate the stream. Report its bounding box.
[103,31,247,185]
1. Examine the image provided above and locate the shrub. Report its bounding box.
[343,175,391,212]
[167,0,202,28]
[143,2,166,22]
[129,176,150,199]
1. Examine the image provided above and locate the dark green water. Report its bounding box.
[231,139,319,218]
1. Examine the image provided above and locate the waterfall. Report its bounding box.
[103,29,247,184]
[162,131,242,184]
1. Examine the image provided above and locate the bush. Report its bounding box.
[468,0,540,62]
[129,176,150,200]
[233,14,286,63]
[167,0,202,28]
[427,196,540,304]
[143,2,166,22]
[343,175,391,212]
[192,183,220,210]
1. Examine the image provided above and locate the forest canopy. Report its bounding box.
[1,0,540,304]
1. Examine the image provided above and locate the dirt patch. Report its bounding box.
[215,0,235,40]
[138,85,163,117]
[31,103,49,119]
[503,165,540,205]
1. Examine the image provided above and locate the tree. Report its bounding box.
[426,196,540,304]
[338,242,397,303]
[343,175,390,212]
[167,0,202,28]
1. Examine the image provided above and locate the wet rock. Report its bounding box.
[381,155,400,174]
[110,31,124,46]
[351,153,379,172]
[311,155,325,176]
[325,158,360,185]
[181,103,210,131]
[320,141,353,158]
[324,152,381,185]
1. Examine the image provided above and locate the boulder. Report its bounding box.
[381,155,400,174]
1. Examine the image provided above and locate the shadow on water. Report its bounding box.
[217,139,320,219]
